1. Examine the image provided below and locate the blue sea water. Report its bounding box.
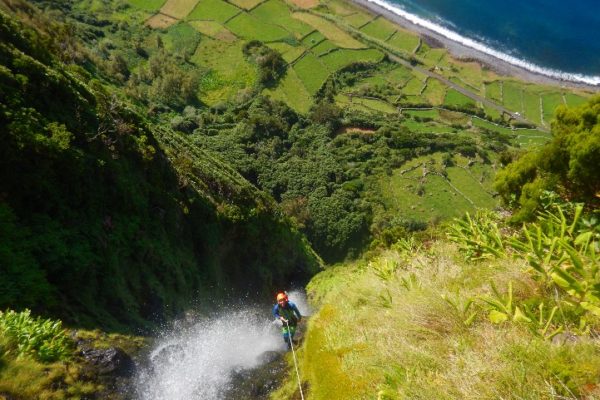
[372,0,600,85]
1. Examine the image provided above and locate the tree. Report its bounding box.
[494,96,600,220]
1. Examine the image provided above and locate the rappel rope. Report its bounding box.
[284,319,305,400]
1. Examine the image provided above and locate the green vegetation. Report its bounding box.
[251,0,313,38]
[187,0,240,23]
[0,310,72,362]
[0,3,319,332]
[359,17,396,41]
[226,12,291,42]
[293,52,329,93]
[274,206,600,398]
[495,96,600,220]
[128,0,165,12]
[242,40,287,86]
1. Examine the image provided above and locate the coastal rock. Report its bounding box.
[82,347,136,377]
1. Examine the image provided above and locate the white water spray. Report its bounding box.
[135,290,310,400]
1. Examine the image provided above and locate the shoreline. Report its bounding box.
[349,0,600,92]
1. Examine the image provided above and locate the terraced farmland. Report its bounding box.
[133,0,594,122]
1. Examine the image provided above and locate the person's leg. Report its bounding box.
[282,326,292,349]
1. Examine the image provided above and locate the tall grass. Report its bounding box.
[273,201,600,399]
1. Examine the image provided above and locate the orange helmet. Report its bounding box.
[276,292,288,302]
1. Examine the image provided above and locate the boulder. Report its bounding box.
[82,347,136,377]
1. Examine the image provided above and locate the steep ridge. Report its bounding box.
[0,6,319,331]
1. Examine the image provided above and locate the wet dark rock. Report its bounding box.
[82,347,136,377]
[223,350,287,400]
[257,350,281,364]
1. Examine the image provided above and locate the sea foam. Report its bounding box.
[367,0,600,86]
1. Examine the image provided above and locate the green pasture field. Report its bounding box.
[445,166,496,208]
[359,17,396,41]
[342,11,373,28]
[502,81,523,113]
[402,77,425,96]
[564,93,589,107]
[293,52,330,93]
[401,120,455,134]
[266,68,312,113]
[319,48,383,71]
[436,56,481,89]
[336,94,397,114]
[292,12,366,49]
[422,78,446,105]
[127,0,165,12]
[324,0,360,16]
[187,0,239,22]
[541,92,564,124]
[379,161,479,222]
[438,109,469,125]
[162,22,201,56]
[354,97,398,114]
[226,12,290,41]
[451,60,483,90]
[386,66,414,87]
[301,30,326,47]
[192,38,256,104]
[444,88,476,108]
[357,75,389,87]
[403,109,438,119]
[472,117,513,135]
[311,39,338,55]
[514,129,552,147]
[484,81,502,103]
[482,104,502,121]
[267,42,306,63]
[229,0,264,9]
[251,0,314,38]
[386,29,420,53]
[522,90,541,125]
[419,48,446,66]
[189,20,235,40]
[160,0,200,19]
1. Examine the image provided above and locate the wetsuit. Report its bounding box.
[272,301,302,348]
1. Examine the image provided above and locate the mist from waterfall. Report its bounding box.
[135,290,310,400]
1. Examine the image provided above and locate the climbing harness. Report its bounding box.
[284,319,305,400]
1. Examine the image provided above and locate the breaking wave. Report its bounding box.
[367,0,600,86]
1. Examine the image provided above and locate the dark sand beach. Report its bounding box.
[349,0,600,91]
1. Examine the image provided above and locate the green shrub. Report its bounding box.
[0,309,72,362]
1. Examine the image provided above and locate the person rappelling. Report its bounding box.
[272,292,302,350]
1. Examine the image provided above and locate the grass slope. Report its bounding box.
[273,238,600,399]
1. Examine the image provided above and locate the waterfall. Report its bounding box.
[135,290,310,399]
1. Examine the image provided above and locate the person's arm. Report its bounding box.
[272,304,280,319]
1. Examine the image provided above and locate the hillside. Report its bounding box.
[273,96,600,399]
[23,0,595,262]
[0,2,319,331]
[275,213,600,399]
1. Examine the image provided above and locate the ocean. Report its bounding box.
[371,0,600,85]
